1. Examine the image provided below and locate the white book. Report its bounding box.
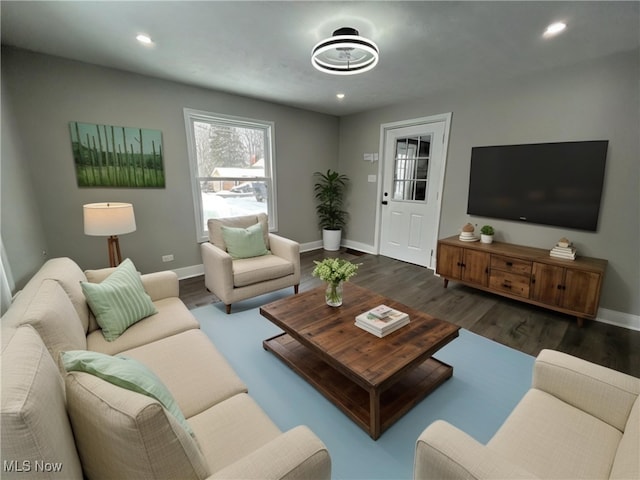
[551,246,576,253]
[550,252,576,260]
[356,308,409,333]
[368,304,394,319]
[355,317,410,337]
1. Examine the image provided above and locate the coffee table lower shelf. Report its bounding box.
[263,332,453,439]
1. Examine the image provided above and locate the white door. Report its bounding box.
[379,118,448,268]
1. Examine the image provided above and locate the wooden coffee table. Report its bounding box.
[260,283,460,439]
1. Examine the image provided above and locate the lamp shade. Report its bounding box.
[83,203,136,236]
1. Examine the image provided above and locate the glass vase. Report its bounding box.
[325,281,343,307]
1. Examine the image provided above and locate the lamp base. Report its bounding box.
[107,235,122,268]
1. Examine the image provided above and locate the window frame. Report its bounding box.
[184,108,277,242]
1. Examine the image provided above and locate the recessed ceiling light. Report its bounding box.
[336,93,345,99]
[544,22,566,37]
[136,34,153,45]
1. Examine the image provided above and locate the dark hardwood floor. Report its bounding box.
[180,249,640,377]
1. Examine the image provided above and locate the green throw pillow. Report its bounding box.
[221,222,269,259]
[81,258,157,341]
[61,350,193,436]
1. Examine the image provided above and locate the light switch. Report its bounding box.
[368,175,377,183]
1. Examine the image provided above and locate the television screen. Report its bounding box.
[467,140,608,231]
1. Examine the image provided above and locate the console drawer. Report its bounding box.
[489,271,530,298]
[491,255,532,275]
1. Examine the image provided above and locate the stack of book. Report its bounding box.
[550,238,576,260]
[355,305,410,337]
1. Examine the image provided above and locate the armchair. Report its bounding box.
[201,213,300,313]
[414,349,640,480]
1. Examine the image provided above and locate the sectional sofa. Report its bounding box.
[1,257,331,479]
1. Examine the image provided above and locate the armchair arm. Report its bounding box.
[200,242,234,300]
[269,234,300,280]
[206,426,331,480]
[414,420,537,480]
[533,349,640,431]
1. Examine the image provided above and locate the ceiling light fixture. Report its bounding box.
[543,22,567,37]
[312,27,379,75]
[336,93,345,99]
[136,34,153,45]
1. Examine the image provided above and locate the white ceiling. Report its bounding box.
[2,1,639,116]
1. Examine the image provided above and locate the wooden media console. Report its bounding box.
[436,236,607,327]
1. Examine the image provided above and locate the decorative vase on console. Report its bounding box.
[312,258,360,307]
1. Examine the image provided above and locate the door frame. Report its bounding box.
[374,112,452,270]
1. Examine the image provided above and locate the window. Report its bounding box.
[184,109,276,242]
[393,135,431,201]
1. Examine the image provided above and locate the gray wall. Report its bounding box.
[1,47,338,284]
[338,49,639,317]
[3,46,638,318]
[1,73,49,291]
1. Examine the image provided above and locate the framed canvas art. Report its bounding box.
[69,121,165,188]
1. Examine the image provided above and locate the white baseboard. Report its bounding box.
[172,264,204,280]
[299,240,376,254]
[596,308,640,331]
[342,239,377,255]
[300,240,323,252]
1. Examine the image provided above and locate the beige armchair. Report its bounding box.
[201,213,300,313]
[414,349,640,480]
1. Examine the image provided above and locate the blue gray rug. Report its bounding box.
[192,290,534,480]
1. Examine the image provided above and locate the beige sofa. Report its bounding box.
[202,213,300,313]
[1,257,330,479]
[414,349,640,480]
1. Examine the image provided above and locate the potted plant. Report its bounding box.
[480,225,495,244]
[313,169,349,251]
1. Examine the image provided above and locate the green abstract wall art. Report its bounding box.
[69,121,165,188]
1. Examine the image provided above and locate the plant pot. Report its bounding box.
[480,234,494,244]
[322,228,342,251]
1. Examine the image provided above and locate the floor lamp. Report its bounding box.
[83,203,136,267]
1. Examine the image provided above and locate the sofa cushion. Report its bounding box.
[232,254,294,287]
[81,258,157,341]
[13,279,86,371]
[3,257,92,334]
[1,325,83,479]
[221,222,269,259]
[188,393,281,473]
[488,388,622,479]
[208,213,269,251]
[65,371,209,480]
[61,350,192,435]
[86,297,200,355]
[122,329,247,418]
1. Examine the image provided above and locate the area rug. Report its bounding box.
[192,290,534,480]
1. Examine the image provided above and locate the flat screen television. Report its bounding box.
[466,140,608,231]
